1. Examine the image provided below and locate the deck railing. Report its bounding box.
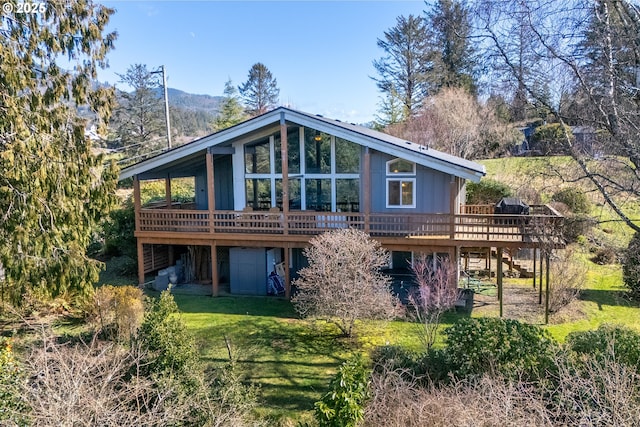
[137,205,563,243]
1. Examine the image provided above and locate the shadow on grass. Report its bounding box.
[172,294,298,319]
[579,289,640,310]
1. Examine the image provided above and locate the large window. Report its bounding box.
[336,179,359,212]
[245,138,270,174]
[335,137,360,173]
[245,178,271,210]
[305,179,332,211]
[276,178,301,210]
[275,126,300,174]
[305,131,331,174]
[386,158,416,208]
[242,129,361,211]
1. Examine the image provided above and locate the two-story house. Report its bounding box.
[120,107,562,298]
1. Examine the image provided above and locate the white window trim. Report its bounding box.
[386,158,416,175]
[386,178,416,208]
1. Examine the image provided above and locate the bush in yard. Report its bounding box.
[465,179,512,205]
[135,291,200,392]
[292,229,401,337]
[566,324,640,370]
[0,337,27,426]
[102,196,136,259]
[443,318,558,381]
[370,345,417,374]
[549,250,586,313]
[89,285,144,342]
[407,254,458,350]
[551,187,591,214]
[315,354,370,427]
[623,232,640,299]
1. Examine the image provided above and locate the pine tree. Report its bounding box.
[110,64,166,160]
[372,14,430,121]
[0,0,119,303]
[426,0,478,95]
[213,79,248,131]
[238,63,280,116]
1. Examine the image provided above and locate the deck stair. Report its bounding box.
[491,248,534,278]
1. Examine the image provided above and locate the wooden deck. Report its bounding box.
[135,204,564,248]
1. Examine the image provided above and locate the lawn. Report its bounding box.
[170,249,640,424]
[171,293,467,423]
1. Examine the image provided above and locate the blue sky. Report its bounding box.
[100,1,427,123]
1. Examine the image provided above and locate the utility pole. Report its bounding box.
[152,65,172,149]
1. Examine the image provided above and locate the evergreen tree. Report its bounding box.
[238,63,280,116]
[373,14,430,121]
[374,87,405,129]
[0,0,119,303]
[110,64,166,161]
[213,79,248,131]
[426,0,478,94]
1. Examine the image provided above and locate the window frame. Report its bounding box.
[386,158,416,175]
[385,178,416,209]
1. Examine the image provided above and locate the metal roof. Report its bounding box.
[120,106,486,182]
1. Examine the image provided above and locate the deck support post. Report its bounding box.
[280,113,289,235]
[545,252,550,324]
[532,248,537,289]
[284,245,291,299]
[363,147,371,234]
[449,176,457,239]
[497,247,503,317]
[165,174,172,209]
[206,150,215,233]
[136,241,145,285]
[211,241,218,297]
[538,253,544,305]
[133,175,144,285]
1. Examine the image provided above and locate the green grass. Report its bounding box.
[171,294,469,423]
[545,258,640,341]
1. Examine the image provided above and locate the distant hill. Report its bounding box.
[164,88,224,116]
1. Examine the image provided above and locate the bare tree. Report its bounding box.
[548,249,587,314]
[291,229,401,337]
[407,254,459,350]
[475,0,640,233]
[386,87,517,159]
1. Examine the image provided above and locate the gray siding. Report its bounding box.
[369,151,451,214]
[193,155,234,210]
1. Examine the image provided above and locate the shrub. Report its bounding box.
[315,354,370,427]
[0,337,27,426]
[549,250,586,313]
[370,345,416,373]
[551,187,591,214]
[561,214,596,243]
[566,324,640,370]
[443,318,558,381]
[623,232,640,299]
[102,196,136,259]
[136,291,200,392]
[531,123,573,155]
[89,285,144,342]
[292,229,400,337]
[466,179,512,205]
[408,255,458,350]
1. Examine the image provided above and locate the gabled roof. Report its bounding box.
[119,106,486,182]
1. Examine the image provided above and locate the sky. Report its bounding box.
[99,0,428,124]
